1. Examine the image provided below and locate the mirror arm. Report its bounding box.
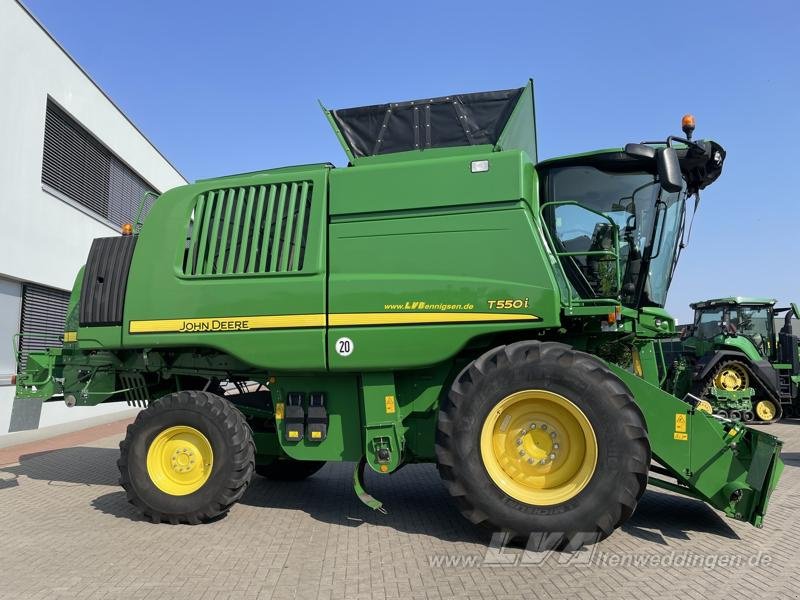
[640,137,706,153]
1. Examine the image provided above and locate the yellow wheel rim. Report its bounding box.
[697,400,714,414]
[755,400,778,422]
[713,364,749,391]
[480,389,598,506]
[146,426,213,496]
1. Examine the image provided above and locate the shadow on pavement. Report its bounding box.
[242,462,490,544]
[1,447,743,546]
[0,447,120,489]
[623,488,740,545]
[780,452,800,467]
[93,462,490,543]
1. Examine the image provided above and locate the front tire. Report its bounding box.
[119,390,255,524]
[436,341,650,549]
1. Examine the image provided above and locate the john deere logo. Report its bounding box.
[178,319,251,332]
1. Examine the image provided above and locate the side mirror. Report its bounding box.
[657,147,683,193]
[624,143,656,159]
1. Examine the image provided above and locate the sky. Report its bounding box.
[24,0,800,323]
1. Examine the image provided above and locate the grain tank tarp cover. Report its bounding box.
[331,87,525,158]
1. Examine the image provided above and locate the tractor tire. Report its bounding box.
[436,341,650,550]
[255,459,326,481]
[118,390,255,524]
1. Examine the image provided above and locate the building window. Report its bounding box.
[41,99,159,227]
[17,283,70,372]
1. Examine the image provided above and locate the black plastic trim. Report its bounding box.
[79,236,137,326]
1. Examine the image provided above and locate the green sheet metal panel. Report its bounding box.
[327,155,560,370]
[329,149,534,216]
[121,166,330,371]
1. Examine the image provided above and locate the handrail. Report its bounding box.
[539,200,622,308]
[134,191,160,233]
[12,332,63,364]
[12,332,61,387]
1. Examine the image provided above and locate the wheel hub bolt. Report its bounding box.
[170,447,197,473]
[541,424,547,431]
[516,438,523,446]
[549,453,556,460]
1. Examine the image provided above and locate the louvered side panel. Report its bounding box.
[18,284,70,371]
[260,185,280,272]
[184,193,207,275]
[269,184,288,272]
[180,180,314,276]
[214,189,234,274]
[204,191,226,275]
[226,188,247,273]
[235,187,257,273]
[290,181,311,271]
[195,190,216,275]
[248,186,269,273]
[280,183,299,272]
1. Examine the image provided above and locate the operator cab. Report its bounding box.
[690,298,778,359]
[537,121,725,312]
[538,151,685,308]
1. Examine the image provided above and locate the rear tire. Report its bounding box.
[436,341,650,549]
[119,390,254,524]
[255,459,326,481]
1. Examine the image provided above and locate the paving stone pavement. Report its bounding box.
[1,421,799,600]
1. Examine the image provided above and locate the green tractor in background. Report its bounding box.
[669,297,800,423]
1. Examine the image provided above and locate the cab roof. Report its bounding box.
[691,297,776,310]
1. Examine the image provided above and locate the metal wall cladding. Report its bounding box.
[181,181,313,277]
[42,100,158,226]
[18,283,70,371]
[79,236,137,326]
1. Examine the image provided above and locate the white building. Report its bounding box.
[0,0,187,437]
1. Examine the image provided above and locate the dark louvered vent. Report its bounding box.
[182,181,313,276]
[79,236,137,326]
[42,99,159,226]
[18,284,70,371]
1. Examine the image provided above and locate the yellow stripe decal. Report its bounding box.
[330,312,539,326]
[129,314,326,334]
[129,312,539,334]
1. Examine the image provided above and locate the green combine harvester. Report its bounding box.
[14,82,784,549]
[668,297,800,423]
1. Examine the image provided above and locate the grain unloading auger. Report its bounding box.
[15,82,783,548]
